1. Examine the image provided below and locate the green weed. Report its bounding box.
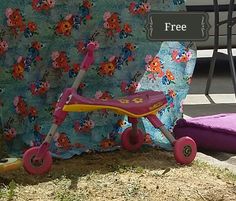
[0,180,16,201]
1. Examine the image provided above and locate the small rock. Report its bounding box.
[162,168,171,175]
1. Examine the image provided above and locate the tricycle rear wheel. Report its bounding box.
[121,127,144,152]
[174,137,197,165]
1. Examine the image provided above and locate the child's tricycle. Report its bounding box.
[23,42,197,175]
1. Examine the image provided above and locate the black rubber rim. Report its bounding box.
[183,145,192,157]
[30,155,44,167]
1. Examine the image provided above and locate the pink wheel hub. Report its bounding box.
[23,147,52,175]
[174,137,197,165]
[121,127,144,152]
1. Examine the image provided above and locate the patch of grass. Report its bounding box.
[1,150,236,201]
[123,181,140,198]
[0,180,16,201]
[113,164,146,174]
[54,177,87,201]
[56,191,78,201]
[194,160,236,182]
[7,181,16,201]
[0,187,4,199]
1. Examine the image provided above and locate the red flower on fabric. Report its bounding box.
[28,22,37,32]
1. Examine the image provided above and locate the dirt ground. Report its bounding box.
[0,148,236,201]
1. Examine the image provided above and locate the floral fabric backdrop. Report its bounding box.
[0,0,196,159]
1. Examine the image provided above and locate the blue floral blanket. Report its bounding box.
[0,0,196,159]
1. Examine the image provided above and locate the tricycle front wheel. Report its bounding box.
[23,147,52,175]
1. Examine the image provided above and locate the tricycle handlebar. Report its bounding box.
[80,42,97,71]
[71,41,98,89]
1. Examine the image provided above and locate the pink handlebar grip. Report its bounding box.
[81,42,97,71]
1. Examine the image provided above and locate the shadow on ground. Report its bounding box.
[0,147,181,187]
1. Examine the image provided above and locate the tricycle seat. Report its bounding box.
[63,90,167,118]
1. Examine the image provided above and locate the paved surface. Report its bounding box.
[183,56,236,174]
[197,152,236,174]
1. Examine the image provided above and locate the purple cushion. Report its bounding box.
[174,113,236,153]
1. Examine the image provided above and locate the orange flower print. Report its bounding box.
[172,49,192,63]
[100,139,116,149]
[166,69,175,81]
[103,12,121,37]
[54,132,71,150]
[95,91,113,101]
[55,19,73,36]
[162,70,175,85]
[145,55,164,78]
[51,51,70,72]
[129,2,151,15]
[28,22,37,32]
[32,0,55,12]
[98,56,117,76]
[0,40,8,56]
[12,57,25,80]
[5,8,26,35]
[144,133,152,144]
